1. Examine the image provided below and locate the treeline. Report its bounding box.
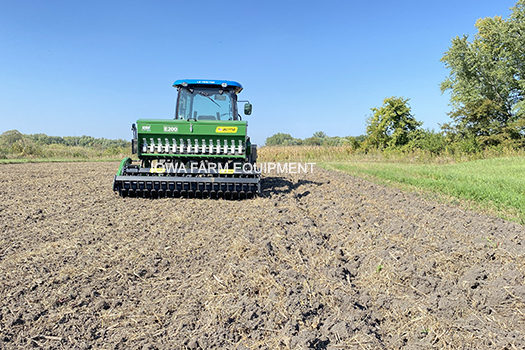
[265,132,366,148]
[0,130,130,159]
[28,133,129,148]
[267,0,525,155]
[266,96,523,155]
[265,127,467,156]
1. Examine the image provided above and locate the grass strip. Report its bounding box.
[319,157,525,224]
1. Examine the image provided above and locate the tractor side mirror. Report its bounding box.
[131,123,138,154]
[244,103,252,115]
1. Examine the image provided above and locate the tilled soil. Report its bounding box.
[0,162,524,350]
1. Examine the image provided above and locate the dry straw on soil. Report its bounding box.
[0,162,524,349]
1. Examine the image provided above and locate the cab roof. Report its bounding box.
[173,79,243,93]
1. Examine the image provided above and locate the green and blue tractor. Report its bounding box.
[113,79,259,199]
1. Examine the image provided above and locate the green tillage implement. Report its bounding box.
[112,79,260,199]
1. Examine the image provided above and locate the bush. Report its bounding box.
[403,129,447,154]
[0,129,130,160]
[303,137,321,146]
[11,139,44,157]
[0,130,24,147]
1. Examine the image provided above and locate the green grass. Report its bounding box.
[319,157,525,224]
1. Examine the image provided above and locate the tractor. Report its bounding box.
[112,79,259,199]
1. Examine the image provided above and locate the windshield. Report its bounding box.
[176,87,237,121]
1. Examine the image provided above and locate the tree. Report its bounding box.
[312,131,327,139]
[440,0,525,144]
[0,130,23,147]
[404,129,448,154]
[365,97,422,148]
[303,136,322,146]
[302,131,327,146]
[265,133,294,146]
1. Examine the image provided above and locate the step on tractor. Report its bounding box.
[112,79,260,199]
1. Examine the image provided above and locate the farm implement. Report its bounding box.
[113,79,259,199]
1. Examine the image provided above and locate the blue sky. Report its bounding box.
[0,0,517,144]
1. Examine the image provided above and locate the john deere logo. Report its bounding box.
[216,127,238,133]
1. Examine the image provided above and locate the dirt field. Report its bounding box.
[1,162,524,350]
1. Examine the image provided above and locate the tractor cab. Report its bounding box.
[173,80,252,122]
